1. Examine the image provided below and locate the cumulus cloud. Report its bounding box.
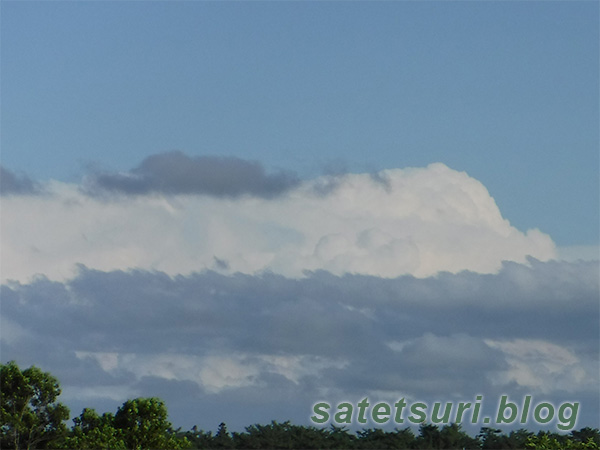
[83,151,300,198]
[4,159,592,430]
[1,162,556,283]
[1,261,597,430]
[0,166,42,196]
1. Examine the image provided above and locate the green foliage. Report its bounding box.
[572,428,600,447]
[413,423,479,449]
[478,426,534,449]
[182,423,600,450]
[354,427,415,449]
[525,430,600,449]
[232,420,338,449]
[60,408,126,449]
[0,361,70,450]
[185,426,216,449]
[59,398,190,450]
[184,421,510,449]
[114,397,190,450]
[213,422,234,448]
[438,423,480,449]
[326,424,356,448]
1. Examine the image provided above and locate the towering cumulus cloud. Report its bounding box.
[1,155,597,431]
[2,159,554,283]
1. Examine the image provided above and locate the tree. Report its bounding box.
[572,428,600,447]
[415,423,443,449]
[525,433,600,449]
[326,424,356,449]
[478,427,506,449]
[113,397,189,449]
[61,408,126,449]
[232,420,341,449]
[354,427,414,449]
[183,425,215,449]
[438,423,480,449]
[0,361,70,450]
[214,422,234,449]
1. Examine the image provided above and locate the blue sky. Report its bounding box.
[1,1,599,434]
[2,1,598,246]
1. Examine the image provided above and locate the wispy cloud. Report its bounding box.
[0,166,43,196]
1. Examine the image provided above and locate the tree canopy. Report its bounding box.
[1,361,70,450]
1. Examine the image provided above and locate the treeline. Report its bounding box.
[183,421,600,449]
[2,361,599,450]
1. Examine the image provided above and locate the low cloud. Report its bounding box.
[83,151,300,198]
[0,166,42,196]
[1,260,597,430]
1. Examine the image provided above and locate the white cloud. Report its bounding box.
[74,351,347,394]
[60,385,139,403]
[1,163,556,283]
[75,351,120,372]
[485,339,595,394]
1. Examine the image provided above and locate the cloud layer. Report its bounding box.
[2,160,555,283]
[1,259,598,430]
[2,156,595,432]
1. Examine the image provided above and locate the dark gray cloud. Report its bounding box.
[83,151,300,198]
[1,259,598,431]
[0,166,42,196]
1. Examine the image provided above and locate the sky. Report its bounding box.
[1,0,599,434]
